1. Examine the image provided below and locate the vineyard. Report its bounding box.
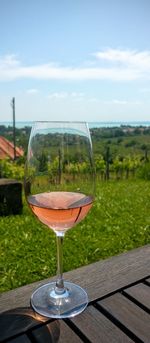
[0,125,150,181]
[0,125,150,292]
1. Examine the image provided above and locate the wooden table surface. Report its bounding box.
[0,244,150,343]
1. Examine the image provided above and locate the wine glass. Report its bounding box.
[24,121,94,318]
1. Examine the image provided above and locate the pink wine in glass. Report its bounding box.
[28,191,93,233]
[25,121,94,318]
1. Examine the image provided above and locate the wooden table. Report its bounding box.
[0,245,150,342]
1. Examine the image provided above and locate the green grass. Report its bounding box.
[0,179,150,292]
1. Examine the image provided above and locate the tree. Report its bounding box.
[141,144,149,162]
[113,157,123,179]
[95,155,106,180]
[104,146,112,180]
[38,153,48,172]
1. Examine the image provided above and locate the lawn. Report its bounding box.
[0,179,150,292]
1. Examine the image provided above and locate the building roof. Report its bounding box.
[0,136,24,160]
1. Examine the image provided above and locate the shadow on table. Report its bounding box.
[0,307,60,342]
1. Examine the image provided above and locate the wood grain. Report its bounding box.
[0,245,150,342]
[123,283,150,311]
[71,305,132,343]
[0,245,149,314]
[145,277,150,285]
[99,292,150,343]
[58,321,83,343]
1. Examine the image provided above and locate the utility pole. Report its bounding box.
[11,97,16,160]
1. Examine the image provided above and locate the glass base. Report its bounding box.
[30,281,88,318]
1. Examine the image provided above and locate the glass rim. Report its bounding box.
[32,120,88,124]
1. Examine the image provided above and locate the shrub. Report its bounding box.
[137,162,150,180]
[0,159,24,180]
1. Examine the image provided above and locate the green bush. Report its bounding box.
[137,163,150,180]
[0,159,24,180]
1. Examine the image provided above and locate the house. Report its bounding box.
[0,136,24,160]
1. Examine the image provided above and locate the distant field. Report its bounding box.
[0,179,149,292]
[92,132,150,159]
[1,125,150,159]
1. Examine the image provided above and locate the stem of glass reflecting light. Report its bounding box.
[55,234,65,294]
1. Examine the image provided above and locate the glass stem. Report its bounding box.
[55,234,65,294]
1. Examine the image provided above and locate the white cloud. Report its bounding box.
[48,91,85,99]
[48,92,68,99]
[94,48,150,70]
[71,92,84,97]
[47,94,141,105]
[0,49,150,82]
[0,54,20,67]
[88,97,98,102]
[26,88,39,94]
[112,99,128,105]
[102,99,142,105]
[112,99,142,105]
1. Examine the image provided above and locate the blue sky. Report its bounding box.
[0,0,150,122]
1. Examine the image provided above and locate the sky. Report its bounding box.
[0,0,150,123]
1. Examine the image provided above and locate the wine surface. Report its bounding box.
[28,191,93,233]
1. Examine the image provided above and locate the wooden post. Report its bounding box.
[105,146,110,180]
[58,149,62,184]
[11,97,16,160]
